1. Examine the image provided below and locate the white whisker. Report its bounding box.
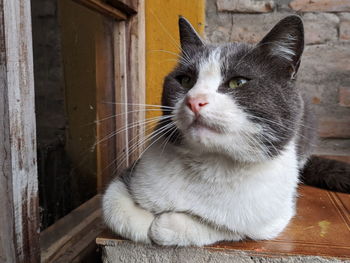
[92,115,174,150]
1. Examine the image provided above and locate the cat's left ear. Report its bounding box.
[258,15,304,77]
[179,16,204,51]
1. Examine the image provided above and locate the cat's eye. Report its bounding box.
[177,75,194,89]
[229,77,248,89]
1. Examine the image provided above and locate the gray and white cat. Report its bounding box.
[103,16,350,246]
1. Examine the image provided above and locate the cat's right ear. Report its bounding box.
[257,15,304,77]
[179,16,204,51]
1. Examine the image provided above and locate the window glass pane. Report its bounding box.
[31,0,114,229]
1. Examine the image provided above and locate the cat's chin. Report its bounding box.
[189,121,222,135]
[180,127,272,163]
[183,124,225,151]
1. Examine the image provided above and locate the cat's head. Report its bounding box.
[161,16,304,162]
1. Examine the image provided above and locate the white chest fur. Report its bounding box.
[130,139,299,240]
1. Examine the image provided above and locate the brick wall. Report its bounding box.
[205,0,350,161]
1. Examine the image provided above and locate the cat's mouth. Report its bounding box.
[189,118,222,134]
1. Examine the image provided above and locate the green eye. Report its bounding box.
[229,78,248,89]
[178,75,193,89]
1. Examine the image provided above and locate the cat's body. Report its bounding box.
[103,16,350,246]
[104,139,299,245]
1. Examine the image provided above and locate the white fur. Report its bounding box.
[148,212,242,246]
[103,48,300,246]
[271,34,297,61]
[103,179,154,243]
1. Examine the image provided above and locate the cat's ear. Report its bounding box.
[258,15,304,76]
[179,16,204,51]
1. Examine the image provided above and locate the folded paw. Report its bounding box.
[148,212,190,246]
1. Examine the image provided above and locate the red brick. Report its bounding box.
[339,88,350,107]
[339,13,350,40]
[289,0,350,12]
[319,118,350,138]
[208,14,291,43]
[207,13,338,44]
[340,21,350,40]
[303,13,338,44]
[217,0,274,13]
[311,96,321,104]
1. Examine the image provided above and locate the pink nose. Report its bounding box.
[186,95,209,114]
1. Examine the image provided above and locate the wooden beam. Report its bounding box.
[96,18,117,190]
[40,195,104,263]
[107,0,138,15]
[114,21,130,174]
[73,0,128,20]
[0,0,39,262]
[126,0,146,161]
[112,4,145,171]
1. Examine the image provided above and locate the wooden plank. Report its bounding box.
[113,21,130,174]
[125,0,146,161]
[96,17,118,190]
[135,0,146,158]
[40,195,103,263]
[0,0,39,262]
[97,186,350,260]
[73,0,128,20]
[97,0,145,185]
[0,21,17,262]
[0,5,16,259]
[107,0,138,15]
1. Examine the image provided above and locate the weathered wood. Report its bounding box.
[38,1,145,260]
[73,0,128,20]
[40,195,103,263]
[96,0,145,186]
[96,18,118,190]
[126,0,146,161]
[114,21,130,174]
[112,0,146,174]
[0,0,39,262]
[97,186,350,262]
[0,5,16,260]
[136,0,146,158]
[107,0,138,15]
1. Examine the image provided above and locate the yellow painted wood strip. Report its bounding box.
[145,0,205,121]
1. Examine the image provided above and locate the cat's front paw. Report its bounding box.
[148,212,190,246]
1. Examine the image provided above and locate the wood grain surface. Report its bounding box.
[97,185,350,260]
[0,0,39,262]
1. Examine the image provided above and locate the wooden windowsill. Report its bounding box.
[41,195,104,262]
[73,0,128,20]
[97,186,350,262]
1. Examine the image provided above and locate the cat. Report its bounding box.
[102,15,350,246]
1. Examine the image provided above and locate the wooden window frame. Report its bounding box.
[0,0,145,262]
[0,0,39,262]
